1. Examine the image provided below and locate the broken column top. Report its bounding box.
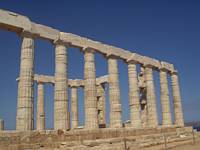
[0,9,175,72]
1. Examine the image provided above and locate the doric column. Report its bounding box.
[0,119,4,131]
[144,65,158,128]
[36,82,45,130]
[128,61,141,128]
[108,56,122,128]
[96,84,106,126]
[71,87,78,129]
[160,69,172,127]
[54,42,69,130]
[16,34,34,130]
[171,71,184,127]
[84,48,98,129]
[138,67,148,128]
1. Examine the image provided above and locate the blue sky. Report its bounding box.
[0,0,200,129]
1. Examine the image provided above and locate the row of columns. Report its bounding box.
[35,81,106,130]
[16,35,184,131]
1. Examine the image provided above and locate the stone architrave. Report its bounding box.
[108,56,122,128]
[16,35,34,131]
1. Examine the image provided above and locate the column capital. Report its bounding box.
[159,67,169,73]
[70,84,78,88]
[143,63,154,69]
[82,47,96,53]
[53,38,70,47]
[126,53,140,64]
[171,70,178,75]
[37,81,44,85]
[106,53,119,59]
[127,60,138,64]
[19,30,37,39]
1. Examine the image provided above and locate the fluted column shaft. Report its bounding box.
[0,119,4,131]
[97,84,106,125]
[16,36,34,130]
[54,43,69,130]
[144,66,158,128]
[128,62,141,128]
[160,70,172,127]
[108,56,122,128]
[139,67,148,128]
[171,72,184,127]
[84,49,98,129]
[36,82,45,130]
[71,87,78,129]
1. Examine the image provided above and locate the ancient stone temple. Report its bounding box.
[0,9,196,150]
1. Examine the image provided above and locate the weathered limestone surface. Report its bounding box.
[0,9,175,72]
[34,74,108,87]
[108,56,122,128]
[36,82,45,130]
[96,84,106,126]
[138,67,148,128]
[144,66,158,128]
[54,43,69,130]
[16,35,34,131]
[141,104,148,128]
[128,62,141,128]
[171,72,184,127]
[0,119,4,131]
[0,127,195,150]
[71,87,78,129]
[84,49,98,129]
[160,69,172,127]
[0,10,187,145]
[96,75,108,85]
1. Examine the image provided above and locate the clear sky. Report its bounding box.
[0,0,200,130]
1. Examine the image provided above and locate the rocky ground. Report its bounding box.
[0,127,197,150]
[171,141,200,150]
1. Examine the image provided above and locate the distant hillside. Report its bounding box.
[185,121,200,127]
[185,121,200,131]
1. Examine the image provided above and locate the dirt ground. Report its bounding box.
[171,142,200,150]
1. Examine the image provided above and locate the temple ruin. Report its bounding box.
[0,9,196,150]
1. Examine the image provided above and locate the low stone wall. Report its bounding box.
[0,127,195,150]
